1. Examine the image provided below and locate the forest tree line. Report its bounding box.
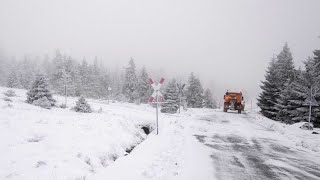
[258,43,320,127]
[0,50,217,112]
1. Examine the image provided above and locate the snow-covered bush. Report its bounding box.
[74,96,92,113]
[3,97,12,102]
[97,107,103,113]
[32,97,52,109]
[300,122,314,130]
[26,74,56,108]
[4,89,16,97]
[59,104,67,109]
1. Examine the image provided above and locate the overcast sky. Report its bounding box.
[0,0,320,101]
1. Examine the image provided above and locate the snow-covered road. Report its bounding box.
[191,111,320,180]
[93,110,320,180]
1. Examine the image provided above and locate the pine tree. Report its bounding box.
[51,50,69,95]
[257,58,280,119]
[91,57,103,99]
[138,67,152,103]
[64,56,79,96]
[122,58,138,103]
[275,43,295,88]
[288,69,310,123]
[26,74,56,109]
[18,57,36,89]
[258,43,295,120]
[186,73,204,108]
[161,79,179,113]
[275,79,296,123]
[74,96,92,113]
[79,59,91,97]
[7,70,21,88]
[203,88,216,109]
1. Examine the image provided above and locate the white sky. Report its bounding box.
[1,0,320,100]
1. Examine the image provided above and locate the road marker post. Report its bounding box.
[149,78,165,135]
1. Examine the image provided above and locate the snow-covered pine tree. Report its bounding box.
[275,78,296,123]
[91,57,106,99]
[26,73,56,109]
[274,43,296,118]
[18,57,36,89]
[100,70,111,99]
[275,43,295,87]
[161,79,179,113]
[74,96,92,113]
[138,67,152,103]
[122,58,138,103]
[287,69,310,123]
[203,88,216,109]
[7,69,21,88]
[257,58,280,119]
[79,59,91,97]
[64,56,79,96]
[186,73,204,108]
[51,50,70,95]
[258,43,295,120]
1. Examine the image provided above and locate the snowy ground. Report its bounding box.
[0,87,155,180]
[1,87,320,180]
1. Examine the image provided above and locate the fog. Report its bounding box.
[1,0,320,101]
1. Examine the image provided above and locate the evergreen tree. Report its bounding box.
[91,57,103,98]
[138,67,152,103]
[18,57,36,89]
[51,50,69,95]
[122,58,138,102]
[274,43,296,117]
[258,43,295,120]
[161,79,179,113]
[203,88,216,109]
[257,58,280,119]
[74,96,92,113]
[275,78,296,123]
[26,74,56,109]
[7,70,21,88]
[288,69,310,123]
[79,59,91,97]
[186,73,204,108]
[275,43,295,87]
[64,56,79,96]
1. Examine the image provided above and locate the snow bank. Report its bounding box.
[0,87,155,180]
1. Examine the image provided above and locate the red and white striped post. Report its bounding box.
[149,78,165,135]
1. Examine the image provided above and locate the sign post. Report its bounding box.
[303,87,319,130]
[149,78,165,135]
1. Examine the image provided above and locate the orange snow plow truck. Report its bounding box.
[223,91,245,113]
